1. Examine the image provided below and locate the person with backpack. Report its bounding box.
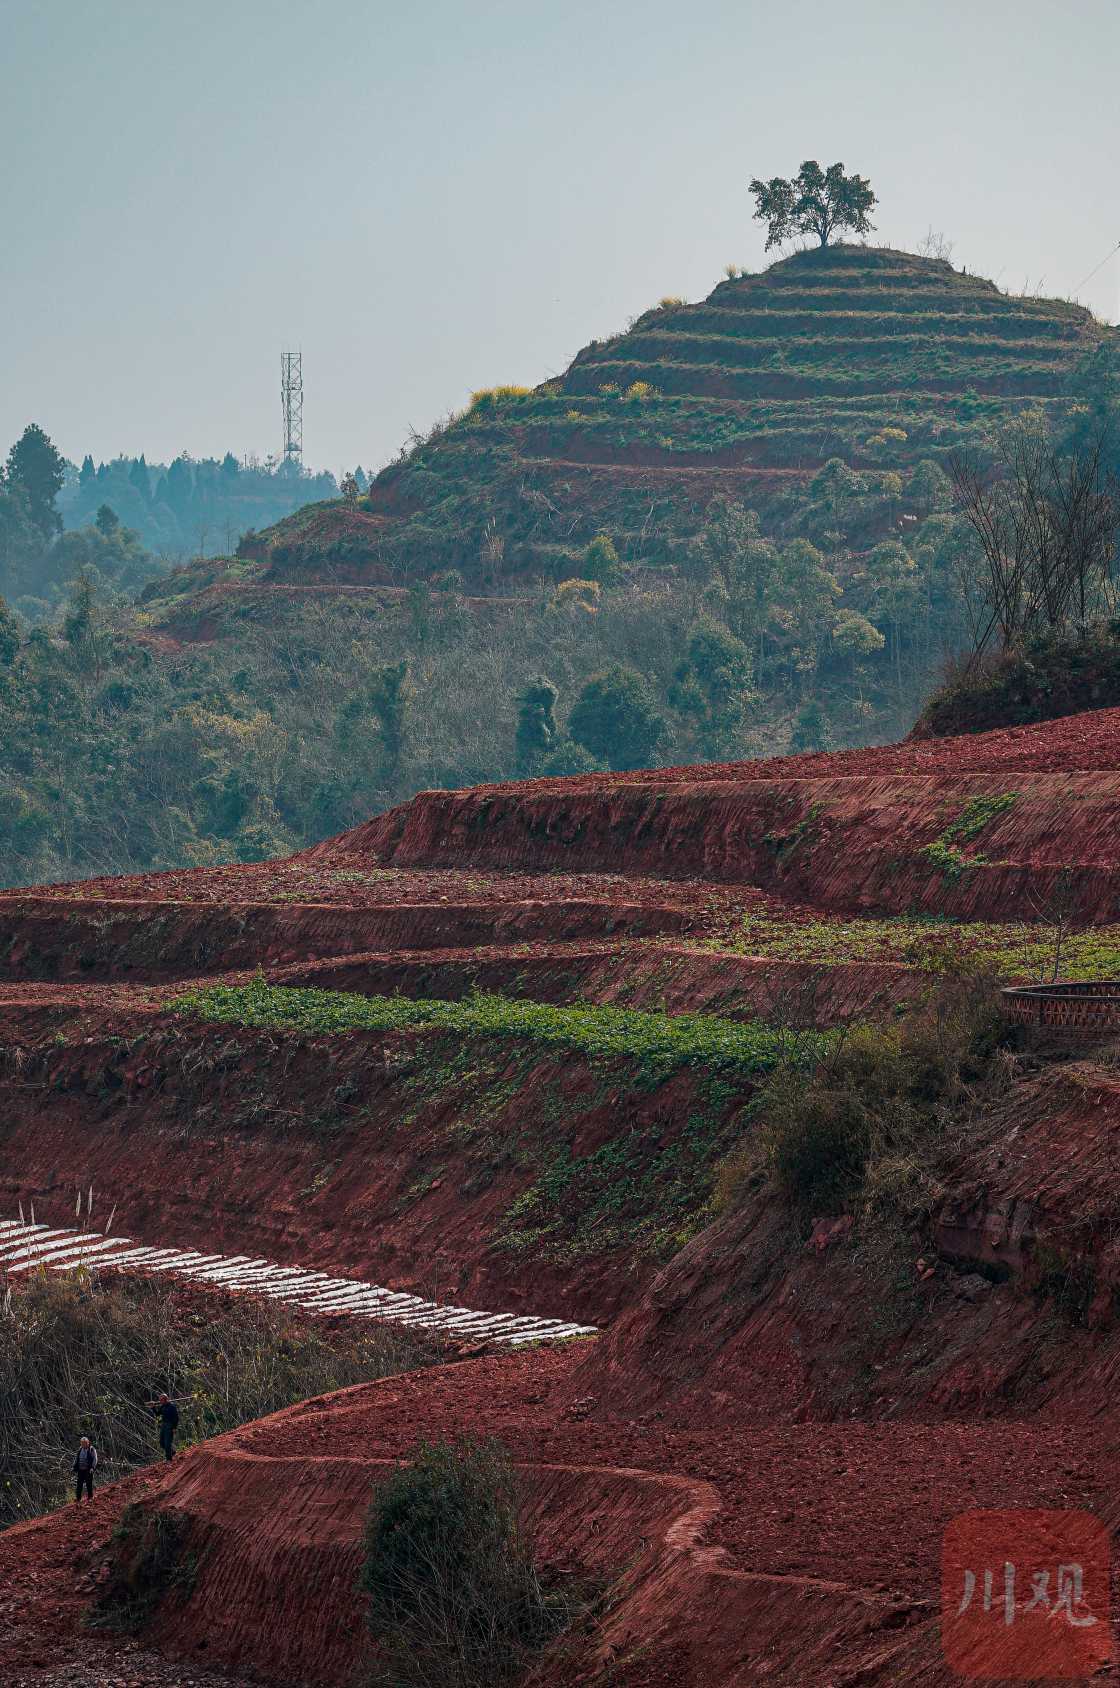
[72,1436,98,1500]
[149,1392,180,1460]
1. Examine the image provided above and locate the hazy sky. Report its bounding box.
[3,1,1118,478]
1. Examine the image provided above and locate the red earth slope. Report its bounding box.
[1,1343,1115,1688]
[311,709,1120,922]
[2,709,1120,1683]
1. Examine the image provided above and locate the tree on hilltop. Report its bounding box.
[750,161,877,251]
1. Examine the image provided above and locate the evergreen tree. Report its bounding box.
[5,424,66,538]
[128,455,151,502]
[514,676,558,774]
[569,665,665,771]
[165,456,193,507]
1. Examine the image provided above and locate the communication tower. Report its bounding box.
[281,351,303,469]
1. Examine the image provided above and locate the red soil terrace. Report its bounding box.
[2,1343,1117,1687]
[2,707,1120,1683]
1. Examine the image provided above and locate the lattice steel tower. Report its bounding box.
[281,351,303,469]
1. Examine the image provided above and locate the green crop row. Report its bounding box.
[171,979,807,1074]
[710,908,1120,982]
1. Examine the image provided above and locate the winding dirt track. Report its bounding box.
[1,1344,1115,1687]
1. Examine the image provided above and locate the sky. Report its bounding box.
[2,0,1119,479]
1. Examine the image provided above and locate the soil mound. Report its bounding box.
[910,628,1120,740]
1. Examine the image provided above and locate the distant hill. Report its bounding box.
[3,245,1117,889]
[246,244,1111,585]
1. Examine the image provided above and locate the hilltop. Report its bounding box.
[250,244,1110,585]
[4,246,1118,891]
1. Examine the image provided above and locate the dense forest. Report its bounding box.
[0,431,340,626]
[57,451,342,561]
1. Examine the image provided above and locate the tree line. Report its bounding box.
[1,422,343,622]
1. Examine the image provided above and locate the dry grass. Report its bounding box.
[0,1269,436,1530]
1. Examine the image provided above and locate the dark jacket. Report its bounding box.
[153,1401,179,1430]
[72,1446,98,1472]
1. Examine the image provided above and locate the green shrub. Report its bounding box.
[765,1086,871,1211]
[12,805,53,854]
[539,740,607,777]
[721,965,1010,1221]
[568,663,665,771]
[1033,1243,1096,1323]
[789,698,831,754]
[830,1023,904,1107]
[87,1505,193,1630]
[581,534,623,587]
[360,1435,554,1688]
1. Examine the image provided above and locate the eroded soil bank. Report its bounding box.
[0,998,754,1325]
[1,1342,1115,1688]
[323,768,1120,922]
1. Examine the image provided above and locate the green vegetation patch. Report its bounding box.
[921,792,1017,882]
[171,981,785,1263]
[496,1071,745,1261]
[945,793,1019,840]
[713,905,1120,982]
[171,979,801,1077]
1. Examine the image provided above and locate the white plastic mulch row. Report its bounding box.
[0,1220,597,1347]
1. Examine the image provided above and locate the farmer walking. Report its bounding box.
[149,1392,179,1461]
[73,1436,97,1501]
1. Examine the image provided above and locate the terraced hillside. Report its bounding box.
[251,243,1112,585]
[4,707,1120,1685]
[42,246,1113,894]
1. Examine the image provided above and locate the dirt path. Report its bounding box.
[1,1345,1114,1687]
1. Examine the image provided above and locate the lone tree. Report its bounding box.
[750,161,876,251]
[5,424,66,538]
[514,675,558,775]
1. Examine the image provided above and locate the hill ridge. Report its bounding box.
[246,243,1112,587]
